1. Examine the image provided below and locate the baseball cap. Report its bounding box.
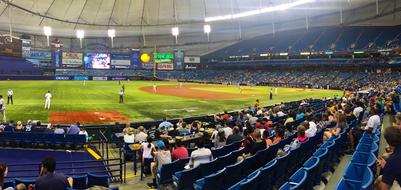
[156,141,165,149]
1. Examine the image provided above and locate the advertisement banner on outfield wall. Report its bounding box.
[184,56,200,63]
[111,77,127,81]
[62,52,83,66]
[111,53,130,68]
[73,76,88,80]
[29,51,52,59]
[157,63,174,70]
[92,76,108,81]
[174,50,184,70]
[55,76,70,80]
[130,49,141,69]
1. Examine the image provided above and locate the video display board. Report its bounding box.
[0,36,22,57]
[84,53,110,69]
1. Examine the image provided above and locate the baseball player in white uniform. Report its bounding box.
[44,91,52,110]
[153,84,157,93]
[7,89,13,104]
[0,95,6,121]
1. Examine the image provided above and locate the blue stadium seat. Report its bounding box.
[241,154,259,177]
[223,161,243,188]
[43,134,54,145]
[351,152,376,169]
[286,146,301,175]
[65,134,76,146]
[199,158,221,177]
[273,152,290,185]
[343,163,374,190]
[238,170,260,190]
[194,168,225,190]
[288,168,308,189]
[14,178,35,187]
[211,147,225,158]
[71,175,87,190]
[216,152,236,169]
[54,134,66,146]
[87,173,109,188]
[312,147,329,185]
[75,135,87,146]
[259,159,277,190]
[173,167,200,190]
[4,180,14,189]
[157,159,186,185]
[21,132,33,144]
[335,179,361,190]
[303,157,320,190]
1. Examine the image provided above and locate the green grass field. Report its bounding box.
[0,80,341,123]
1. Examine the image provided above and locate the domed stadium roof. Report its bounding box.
[0,0,390,38]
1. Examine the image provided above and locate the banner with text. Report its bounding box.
[184,56,200,63]
[62,52,83,67]
[111,53,130,68]
[174,50,184,70]
[155,53,174,70]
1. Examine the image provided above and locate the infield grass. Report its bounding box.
[0,80,341,123]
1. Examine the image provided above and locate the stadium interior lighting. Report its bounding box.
[43,26,52,36]
[43,26,52,47]
[172,27,179,44]
[76,30,85,48]
[76,30,85,39]
[204,25,211,33]
[108,29,115,38]
[205,0,316,22]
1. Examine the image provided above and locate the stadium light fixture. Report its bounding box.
[43,26,52,46]
[205,0,316,22]
[108,29,116,48]
[76,30,85,48]
[204,25,211,41]
[172,27,179,44]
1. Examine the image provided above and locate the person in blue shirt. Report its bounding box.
[67,122,80,135]
[376,126,401,190]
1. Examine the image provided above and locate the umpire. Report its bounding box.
[119,90,124,103]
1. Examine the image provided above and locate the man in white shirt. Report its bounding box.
[153,84,157,93]
[365,112,381,133]
[305,120,317,137]
[7,89,13,105]
[222,123,233,138]
[135,126,148,143]
[190,140,212,168]
[0,95,6,122]
[44,91,52,110]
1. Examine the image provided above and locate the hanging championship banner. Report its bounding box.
[174,50,184,70]
[130,49,141,69]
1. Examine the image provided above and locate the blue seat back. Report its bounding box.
[239,170,260,190]
[224,161,244,188]
[72,175,87,189]
[174,167,200,190]
[259,159,277,190]
[199,158,220,177]
[289,168,308,189]
[87,173,109,188]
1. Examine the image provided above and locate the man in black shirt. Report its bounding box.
[35,157,71,190]
[227,126,242,144]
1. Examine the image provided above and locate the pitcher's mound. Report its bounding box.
[49,111,130,124]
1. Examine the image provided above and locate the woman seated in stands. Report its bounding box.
[263,129,273,146]
[241,126,255,155]
[295,125,308,143]
[249,129,267,155]
[214,130,226,148]
[0,162,12,190]
[15,121,24,131]
[272,125,285,144]
[323,112,347,141]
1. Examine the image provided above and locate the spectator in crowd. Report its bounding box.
[222,123,233,139]
[136,126,148,143]
[171,139,189,161]
[35,157,72,190]
[273,126,285,144]
[344,106,356,123]
[147,125,161,140]
[189,140,212,168]
[140,137,155,161]
[324,112,347,141]
[263,130,273,146]
[25,120,32,132]
[15,121,24,131]
[284,125,308,152]
[0,162,13,190]
[147,141,172,189]
[250,129,267,155]
[295,110,305,120]
[304,120,317,138]
[226,126,242,144]
[353,101,364,120]
[15,184,26,190]
[242,127,255,155]
[350,107,381,151]
[375,127,401,190]
[123,128,135,144]
[214,130,226,148]
[53,125,65,134]
[159,118,173,131]
[79,127,89,142]
[284,111,295,127]
[67,122,80,135]
[122,123,133,135]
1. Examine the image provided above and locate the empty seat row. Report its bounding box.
[0,132,86,147]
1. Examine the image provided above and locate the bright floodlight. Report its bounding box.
[172,27,179,36]
[108,29,115,38]
[204,25,211,34]
[76,30,85,39]
[43,26,52,36]
[205,0,316,22]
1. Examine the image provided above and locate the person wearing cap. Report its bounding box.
[123,128,135,144]
[147,141,171,189]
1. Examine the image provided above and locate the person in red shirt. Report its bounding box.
[296,126,308,143]
[171,139,189,161]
